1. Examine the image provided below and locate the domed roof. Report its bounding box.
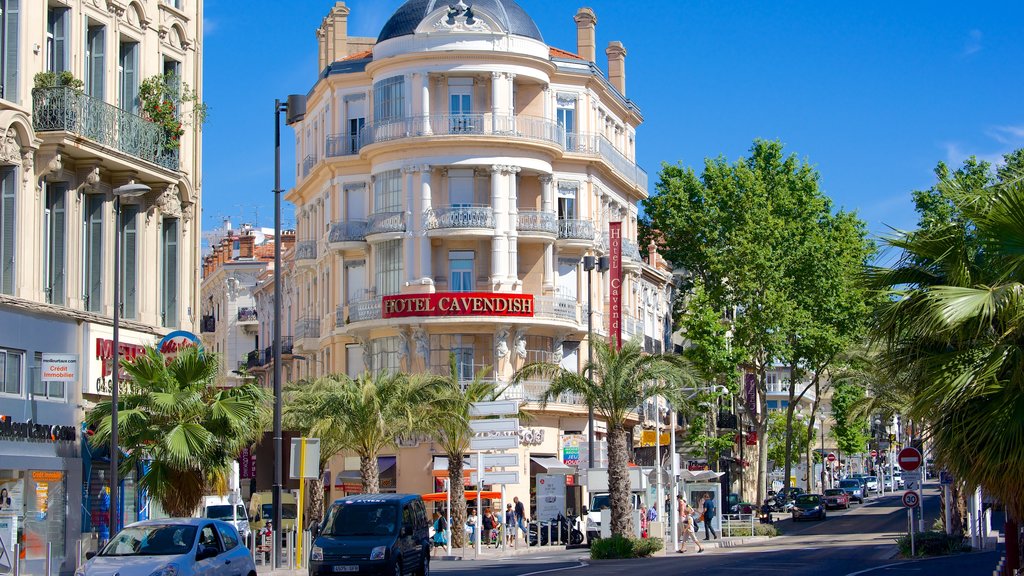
[377,0,544,43]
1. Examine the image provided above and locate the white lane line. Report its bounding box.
[515,561,587,576]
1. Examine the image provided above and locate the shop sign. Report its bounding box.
[41,354,78,383]
[636,430,670,447]
[381,292,535,319]
[608,222,622,349]
[472,426,545,446]
[561,434,584,466]
[0,416,76,442]
[238,448,257,479]
[157,330,202,361]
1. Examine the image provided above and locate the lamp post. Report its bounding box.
[582,255,608,468]
[110,182,150,536]
[274,95,306,565]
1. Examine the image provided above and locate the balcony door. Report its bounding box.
[448,169,473,208]
[448,79,473,133]
[345,184,366,220]
[345,260,366,304]
[557,259,578,299]
[557,185,577,220]
[119,41,139,113]
[449,251,473,292]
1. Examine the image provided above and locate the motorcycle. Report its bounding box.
[528,513,586,546]
[758,503,775,524]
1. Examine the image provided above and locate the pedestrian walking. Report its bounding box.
[431,512,448,555]
[678,506,704,553]
[514,496,529,544]
[505,504,516,545]
[639,504,649,538]
[702,493,718,540]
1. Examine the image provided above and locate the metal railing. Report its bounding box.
[516,210,558,234]
[359,113,565,148]
[237,307,257,322]
[32,86,178,170]
[502,380,583,405]
[597,134,647,191]
[296,317,321,340]
[557,219,595,241]
[623,239,642,261]
[329,220,368,243]
[325,134,360,157]
[766,381,817,400]
[535,295,579,322]
[366,211,406,235]
[425,205,495,230]
[721,513,756,537]
[245,349,262,369]
[295,240,317,261]
[263,337,294,362]
[302,153,316,177]
[335,305,346,328]
[349,296,382,322]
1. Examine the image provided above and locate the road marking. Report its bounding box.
[515,561,587,576]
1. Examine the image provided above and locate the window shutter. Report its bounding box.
[121,205,137,319]
[53,8,67,72]
[3,0,19,103]
[87,26,104,99]
[0,167,15,294]
[120,42,137,113]
[48,183,67,305]
[86,195,104,311]
[162,218,179,326]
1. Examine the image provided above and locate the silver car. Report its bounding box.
[76,519,255,576]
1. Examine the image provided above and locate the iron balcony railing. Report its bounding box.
[325,134,360,157]
[766,381,817,400]
[329,220,368,243]
[200,315,216,333]
[245,349,262,369]
[359,113,565,148]
[295,240,317,261]
[296,317,321,340]
[601,232,643,261]
[535,295,579,323]
[32,86,178,170]
[501,380,583,404]
[570,132,647,191]
[557,219,595,241]
[237,307,257,322]
[262,337,294,362]
[516,210,558,234]
[424,205,495,230]
[302,154,316,177]
[335,305,346,328]
[349,296,382,323]
[366,211,406,235]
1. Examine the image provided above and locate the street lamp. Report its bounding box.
[274,95,306,565]
[582,255,609,468]
[110,182,150,535]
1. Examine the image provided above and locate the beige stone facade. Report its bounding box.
[283,1,674,510]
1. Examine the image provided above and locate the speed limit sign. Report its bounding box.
[902,491,920,508]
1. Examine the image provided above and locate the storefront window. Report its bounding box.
[0,469,66,574]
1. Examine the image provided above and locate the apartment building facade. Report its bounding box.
[0,0,202,567]
[282,0,673,507]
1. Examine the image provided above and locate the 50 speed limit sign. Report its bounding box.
[902,491,920,508]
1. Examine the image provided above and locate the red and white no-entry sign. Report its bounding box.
[870,449,878,457]
[827,453,836,463]
[898,447,923,471]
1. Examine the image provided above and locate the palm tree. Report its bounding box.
[86,346,271,517]
[419,354,509,548]
[514,338,702,538]
[870,174,1024,567]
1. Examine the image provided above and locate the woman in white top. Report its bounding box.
[678,506,705,553]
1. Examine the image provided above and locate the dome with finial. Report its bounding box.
[377,0,544,44]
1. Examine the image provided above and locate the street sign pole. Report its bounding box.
[909,508,915,556]
[476,450,482,558]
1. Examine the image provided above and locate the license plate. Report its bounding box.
[333,566,359,573]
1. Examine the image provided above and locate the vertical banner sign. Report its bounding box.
[609,221,623,349]
[744,373,757,415]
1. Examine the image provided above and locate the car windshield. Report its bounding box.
[206,504,246,521]
[591,495,610,511]
[794,495,820,507]
[866,476,878,482]
[322,503,399,537]
[839,480,860,488]
[261,504,297,519]
[100,525,197,556]
[824,489,845,496]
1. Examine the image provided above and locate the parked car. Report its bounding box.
[865,476,880,493]
[822,488,850,510]
[310,493,430,576]
[791,494,826,521]
[838,478,865,503]
[77,519,255,576]
[777,487,805,504]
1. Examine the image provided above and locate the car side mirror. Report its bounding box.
[196,546,219,561]
[85,552,97,560]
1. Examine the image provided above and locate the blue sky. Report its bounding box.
[200,0,1024,238]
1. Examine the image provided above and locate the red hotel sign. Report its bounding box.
[382,292,535,319]
[609,221,623,349]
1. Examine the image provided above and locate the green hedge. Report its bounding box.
[896,531,969,557]
[590,535,664,559]
[754,524,779,537]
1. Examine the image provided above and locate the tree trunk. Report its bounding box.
[755,368,770,505]
[448,454,466,548]
[782,362,799,491]
[1005,519,1019,575]
[306,478,325,530]
[360,454,380,494]
[607,424,633,537]
[806,379,821,493]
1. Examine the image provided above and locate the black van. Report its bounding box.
[310,494,430,576]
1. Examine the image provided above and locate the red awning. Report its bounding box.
[422,491,502,503]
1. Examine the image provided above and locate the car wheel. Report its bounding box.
[416,554,429,576]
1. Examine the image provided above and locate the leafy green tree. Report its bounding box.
[283,376,347,526]
[828,380,869,456]
[514,338,701,537]
[86,347,270,517]
[767,411,809,467]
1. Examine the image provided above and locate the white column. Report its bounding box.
[403,165,417,286]
[507,73,517,118]
[419,165,433,285]
[540,175,554,291]
[491,71,502,133]
[490,165,508,286]
[507,166,521,286]
[421,72,432,134]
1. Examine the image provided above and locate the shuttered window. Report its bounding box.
[119,41,138,113]
[85,24,104,99]
[0,166,15,294]
[121,205,138,319]
[46,7,68,73]
[374,239,402,297]
[44,182,68,305]
[1,0,18,103]
[161,218,179,327]
[84,194,104,312]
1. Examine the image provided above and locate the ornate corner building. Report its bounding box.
[282,0,675,503]
[0,0,202,564]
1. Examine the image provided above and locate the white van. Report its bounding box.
[202,495,250,540]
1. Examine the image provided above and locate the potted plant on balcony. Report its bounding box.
[138,72,208,162]
[32,71,85,130]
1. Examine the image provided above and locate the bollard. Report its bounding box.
[46,542,52,576]
[13,544,19,576]
[557,520,561,546]
[75,540,82,569]
[287,529,294,570]
[271,530,278,569]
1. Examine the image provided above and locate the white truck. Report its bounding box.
[200,494,251,541]
[585,467,651,541]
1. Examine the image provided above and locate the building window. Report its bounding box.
[161,218,179,327]
[0,347,23,395]
[373,169,402,213]
[448,251,473,292]
[119,40,139,113]
[523,335,555,365]
[371,336,400,374]
[1,0,18,103]
[557,259,578,299]
[30,352,65,401]
[83,194,104,312]
[447,78,473,132]
[121,205,139,319]
[374,239,402,296]
[556,93,577,150]
[447,169,474,206]
[46,7,68,73]
[344,260,366,304]
[44,182,67,305]
[557,183,577,220]
[428,334,491,381]
[85,23,105,99]
[559,341,580,373]
[373,76,405,123]
[1,166,15,295]
[345,344,364,378]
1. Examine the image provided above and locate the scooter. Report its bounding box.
[528,513,586,546]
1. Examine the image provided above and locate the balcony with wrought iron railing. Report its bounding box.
[516,210,558,237]
[535,295,580,324]
[359,113,565,149]
[500,380,584,405]
[32,87,178,171]
[302,153,317,177]
[425,205,495,234]
[366,211,406,238]
[766,381,817,401]
[237,307,257,323]
[328,220,368,248]
[557,219,596,245]
[325,134,360,158]
[295,240,318,262]
[295,317,321,342]
[349,296,382,323]
[569,132,648,192]
[261,337,294,365]
[245,349,262,370]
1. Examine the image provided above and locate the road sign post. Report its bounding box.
[898,447,925,533]
[903,490,920,557]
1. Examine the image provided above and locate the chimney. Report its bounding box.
[606,41,627,95]
[220,237,233,263]
[280,230,296,253]
[212,246,222,268]
[574,8,597,62]
[239,233,255,259]
[318,2,350,70]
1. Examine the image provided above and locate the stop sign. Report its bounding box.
[827,453,836,463]
[898,447,923,471]
[870,450,878,457]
